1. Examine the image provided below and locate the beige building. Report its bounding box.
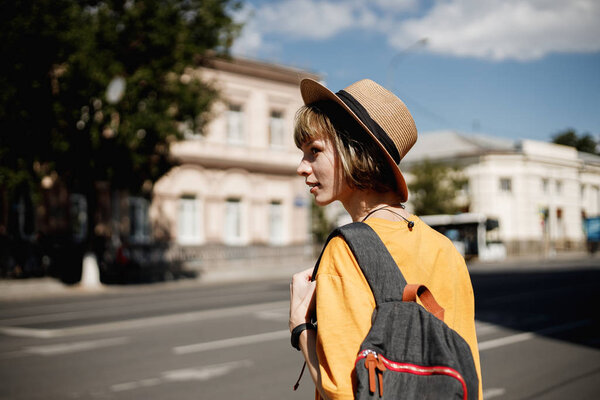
[151,57,319,275]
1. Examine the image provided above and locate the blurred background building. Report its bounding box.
[150,57,319,277]
[0,55,319,283]
[403,131,600,257]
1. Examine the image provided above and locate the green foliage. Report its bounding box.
[551,129,599,154]
[311,199,333,245]
[0,0,241,196]
[408,159,467,216]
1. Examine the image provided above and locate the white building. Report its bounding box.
[151,57,319,273]
[403,131,600,256]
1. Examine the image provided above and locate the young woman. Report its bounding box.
[289,78,482,400]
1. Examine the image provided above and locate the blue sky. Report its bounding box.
[231,0,600,142]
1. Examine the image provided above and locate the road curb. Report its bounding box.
[0,263,308,302]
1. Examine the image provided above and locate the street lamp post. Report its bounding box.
[80,76,127,290]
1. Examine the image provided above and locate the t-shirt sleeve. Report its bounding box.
[315,237,375,400]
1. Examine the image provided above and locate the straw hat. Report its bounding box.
[300,78,417,202]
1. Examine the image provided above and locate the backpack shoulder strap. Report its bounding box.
[311,222,407,305]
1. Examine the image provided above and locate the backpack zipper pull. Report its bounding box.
[376,357,387,397]
[365,352,378,394]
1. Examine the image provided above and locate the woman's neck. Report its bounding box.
[341,190,411,222]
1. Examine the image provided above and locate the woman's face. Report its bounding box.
[297,136,351,206]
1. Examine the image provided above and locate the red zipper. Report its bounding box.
[356,350,467,400]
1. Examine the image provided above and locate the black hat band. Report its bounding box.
[335,90,401,164]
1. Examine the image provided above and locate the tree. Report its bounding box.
[408,159,467,216]
[311,199,334,245]
[0,0,241,279]
[551,129,598,154]
[1,0,240,202]
[1,1,82,220]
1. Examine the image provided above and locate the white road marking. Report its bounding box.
[174,318,593,356]
[174,330,289,355]
[22,337,130,356]
[0,300,288,338]
[0,289,277,326]
[475,321,500,337]
[110,382,139,392]
[483,388,506,399]
[0,326,56,339]
[479,331,535,351]
[479,319,592,351]
[110,360,253,392]
[138,378,162,387]
[254,308,288,321]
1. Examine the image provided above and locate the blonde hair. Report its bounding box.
[294,101,397,193]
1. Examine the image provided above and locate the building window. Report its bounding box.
[500,178,512,193]
[225,198,243,244]
[178,195,201,244]
[129,197,151,243]
[226,104,244,144]
[12,187,36,239]
[556,208,565,239]
[461,181,470,196]
[556,180,562,194]
[269,110,285,148]
[542,178,549,194]
[269,201,284,245]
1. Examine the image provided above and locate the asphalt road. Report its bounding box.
[1,257,599,399]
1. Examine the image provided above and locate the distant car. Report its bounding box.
[0,236,49,279]
[99,240,193,284]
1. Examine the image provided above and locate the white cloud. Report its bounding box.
[233,0,600,61]
[232,0,416,56]
[390,0,600,61]
[230,5,265,57]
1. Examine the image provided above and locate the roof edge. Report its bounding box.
[200,54,321,85]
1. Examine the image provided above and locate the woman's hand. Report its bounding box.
[289,267,316,332]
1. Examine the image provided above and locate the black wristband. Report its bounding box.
[291,322,316,351]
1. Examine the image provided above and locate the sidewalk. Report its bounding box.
[0,261,308,303]
[0,277,105,302]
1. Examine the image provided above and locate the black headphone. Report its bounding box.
[361,205,414,230]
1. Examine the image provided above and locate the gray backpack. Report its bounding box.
[314,222,479,400]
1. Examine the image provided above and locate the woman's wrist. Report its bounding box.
[289,300,314,332]
[289,315,311,332]
[291,322,317,351]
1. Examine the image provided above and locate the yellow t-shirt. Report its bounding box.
[314,217,482,400]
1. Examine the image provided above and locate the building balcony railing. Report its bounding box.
[171,140,300,174]
[167,242,314,265]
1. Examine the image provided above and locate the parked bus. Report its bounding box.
[420,213,507,261]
